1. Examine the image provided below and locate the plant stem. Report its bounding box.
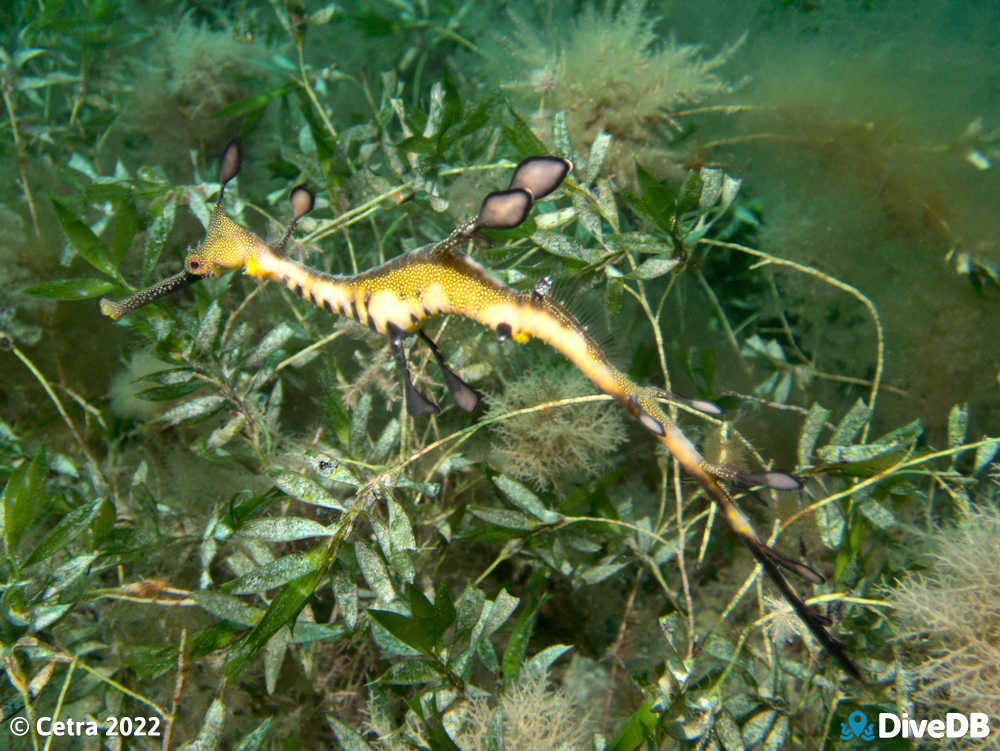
[6,335,102,477]
[296,41,338,141]
[701,237,885,442]
[2,84,41,236]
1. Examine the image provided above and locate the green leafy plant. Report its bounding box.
[3,1,999,749]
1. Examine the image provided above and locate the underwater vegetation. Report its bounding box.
[887,506,1000,742]
[485,365,628,491]
[129,14,278,166]
[446,669,592,751]
[487,0,740,187]
[1,0,999,749]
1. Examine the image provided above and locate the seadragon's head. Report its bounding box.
[185,204,260,277]
[185,139,254,276]
[184,140,312,277]
[99,140,314,320]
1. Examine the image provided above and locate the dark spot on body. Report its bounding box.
[323,299,334,314]
[363,290,375,330]
[350,301,359,322]
[410,313,419,324]
[497,322,512,341]
[294,283,303,298]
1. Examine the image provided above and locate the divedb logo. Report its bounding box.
[839,709,992,742]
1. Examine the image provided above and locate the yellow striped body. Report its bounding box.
[244,239,646,413]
